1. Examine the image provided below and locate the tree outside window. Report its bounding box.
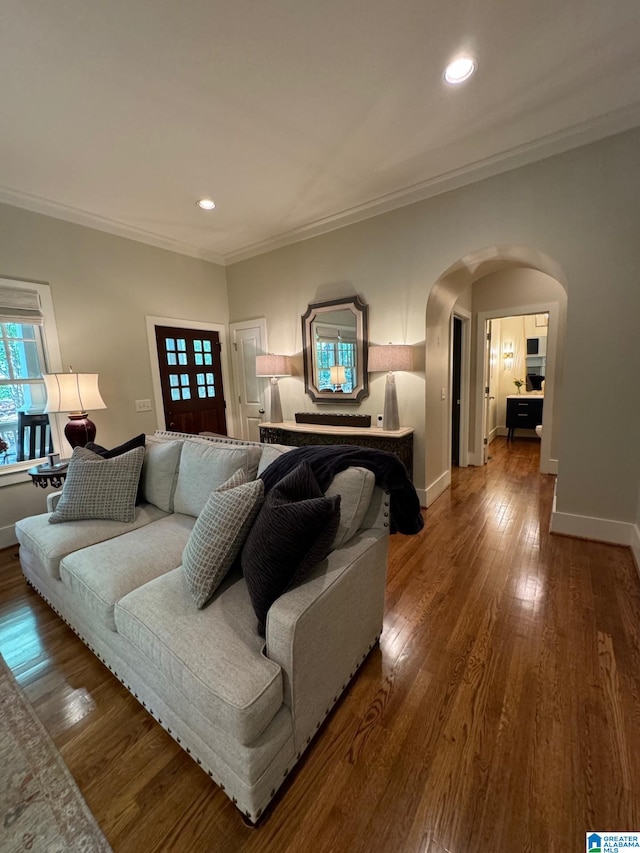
[315,340,356,392]
[0,322,47,463]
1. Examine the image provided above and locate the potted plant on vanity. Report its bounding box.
[513,378,525,394]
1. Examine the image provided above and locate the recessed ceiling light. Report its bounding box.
[196,198,216,210]
[444,56,476,85]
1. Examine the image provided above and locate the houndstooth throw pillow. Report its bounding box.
[49,446,145,524]
[182,473,264,609]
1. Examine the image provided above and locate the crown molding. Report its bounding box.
[1,101,639,268]
[0,186,226,266]
[224,102,640,265]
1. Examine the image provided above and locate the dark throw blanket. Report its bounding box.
[260,445,424,535]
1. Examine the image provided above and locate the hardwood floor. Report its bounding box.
[1,437,640,852]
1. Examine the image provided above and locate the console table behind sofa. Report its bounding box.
[259,421,414,479]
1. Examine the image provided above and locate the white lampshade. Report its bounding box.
[329,365,347,386]
[43,373,107,414]
[368,345,413,373]
[255,354,292,377]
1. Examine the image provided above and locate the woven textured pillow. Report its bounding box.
[241,462,341,635]
[182,472,264,609]
[85,433,146,502]
[49,446,145,524]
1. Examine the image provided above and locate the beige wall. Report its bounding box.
[0,203,228,544]
[2,127,639,544]
[227,127,640,524]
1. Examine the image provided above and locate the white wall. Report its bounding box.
[0,203,228,546]
[226,127,640,530]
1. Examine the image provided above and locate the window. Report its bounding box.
[315,339,356,392]
[0,281,62,472]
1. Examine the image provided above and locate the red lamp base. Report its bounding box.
[64,413,97,448]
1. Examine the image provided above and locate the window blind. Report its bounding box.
[0,286,44,325]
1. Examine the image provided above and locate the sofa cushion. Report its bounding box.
[182,474,264,609]
[173,440,262,517]
[49,446,145,524]
[325,467,375,548]
[59,514,196,631]
[115,567,283,745]
[256,443,293,477]
[15,504,168,579]
[241,462,341,634]
[140,437,183,512]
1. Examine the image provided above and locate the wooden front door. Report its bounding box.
[154,325,227,435]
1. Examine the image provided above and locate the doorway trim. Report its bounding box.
[450,306,471,469]
[145,315,236,436]
[472,301,560,474]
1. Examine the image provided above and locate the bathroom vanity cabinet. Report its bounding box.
[506,395,543,441]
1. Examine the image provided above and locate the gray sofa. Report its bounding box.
[15,430,390,822]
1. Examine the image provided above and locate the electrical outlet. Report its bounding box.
[441,388,446,400]
[135,399,152,413]
[376,414,384,426]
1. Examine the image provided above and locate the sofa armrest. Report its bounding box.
[46,491,62,512]
[265,529,388,752]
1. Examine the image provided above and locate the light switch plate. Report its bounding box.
[135,399,152,412]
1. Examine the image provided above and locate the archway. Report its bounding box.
[424,245,568,506]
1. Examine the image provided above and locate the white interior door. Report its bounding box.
[230,319,267,441]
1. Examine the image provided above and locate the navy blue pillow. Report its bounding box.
[241,462,341,635]
[85,433,145,458]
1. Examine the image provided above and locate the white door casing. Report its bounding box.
[483,319,493,464]
[450,307,471,468]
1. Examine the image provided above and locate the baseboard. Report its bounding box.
[631,523,640,577]
[426,470,451,507]
[0,524,18,550]
[415,488,427,508]
[550,501,636,546]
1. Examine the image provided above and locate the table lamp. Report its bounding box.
[255,355,292,423]
[43,369,107,448]
[329,364,347,390]
[368,344,413,430]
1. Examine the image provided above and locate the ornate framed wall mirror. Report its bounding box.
[301,296,369,403]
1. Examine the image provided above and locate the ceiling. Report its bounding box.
[1,0,639,265]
